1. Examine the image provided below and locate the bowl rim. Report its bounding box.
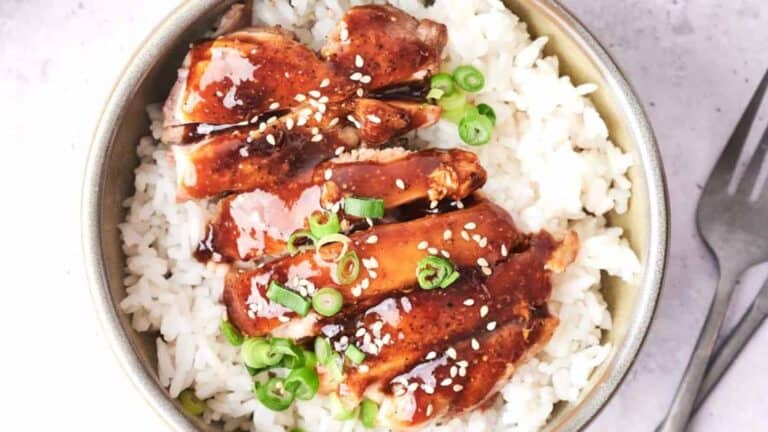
[82,1,669,431]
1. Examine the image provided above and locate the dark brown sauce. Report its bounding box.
[367,80,431,101]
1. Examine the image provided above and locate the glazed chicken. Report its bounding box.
[197,148,487,262]
[172,99,441,200]
[163,5,446,127]
[223,200,522,338]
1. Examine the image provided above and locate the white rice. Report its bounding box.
[119,1,641,431]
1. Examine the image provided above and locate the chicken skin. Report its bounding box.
[196,149,487,262]
[222,201,523,339]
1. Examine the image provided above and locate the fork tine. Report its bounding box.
[707,69,768,192]
[735,123,768,198]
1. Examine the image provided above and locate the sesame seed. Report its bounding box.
[350,72,363,81]
[366,235,379,244]
[501,244,508,257]
[441,378,453,387]
[408,382,419,393]
[340,27,349,41]
[328,117,339,127]
[335,146,345,156]
[314,112,323,122]
[294,94,306,102]
[318,104,327,113]
[441,250,450,258]
[361,278,370,289]
[239,147,249,157]
[366,114,381,124]
[258,122,267,132]
[356,88,364,97]
[477,257,489,267]
[395,179,406,190]
[456,200,465,209]
[356,328,366,337]
[443,230,452,240]
[446,347,457,359]
[355,54,364,68]
[311,127,320,135]
[394,386,406,396]
[479,237,488,247]
[269,102,280,110]
[463,299,475,306]
[267,116,278,124]
[471,338,480,350]
[366,218,374,227]
[459,367,467,377]
[472,234,482,243]
[320,78,331,88]
[311,134,323,142]
[278,315,290,322]
[480,305,489,318]
[266,134,276,146]
[453,384,464,392]
[430,200,438,209]
[359,365,370,373]
[427,247,438,255]
[461,230,470,241]
[425,351,437,360]
[417,241,428,250]
[456,360,469,368]
[309,90,321,98]
[324,169,333,180]
[368,270,378,279]
[482,267,492,276]
[426,404,433,416]
[486,321,497,331]
[360,75,372,84]
[450,366,457,377]
[319,96,329,104]
[422,384,435,394]
[285,118,295,130]
[464,222,477,230]
[297,116,308,126]
[247,310,255,319]
[351,286,362,297]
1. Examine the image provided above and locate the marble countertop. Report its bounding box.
[1,0,766,430]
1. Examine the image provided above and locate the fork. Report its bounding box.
[658,69,768,432]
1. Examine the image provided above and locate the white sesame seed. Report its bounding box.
[426,404,433,416]
[446,347,457,359]
[422,384,435,394]
[308,90,321,98]
[443,230,452,240]
[425,351,437,360]
[450,366,458,377]
[461,230,470,241]
[340,27,349,41]
[408,382,419,393]
[453,384,464,392]
[479,237,488,247]
[294,94,306,102]
[334,146,345,156]
[472,234,482,243]
[361,278,370,289]
[311,127,320,135]
[266,134,276,146]
[441,250,450,258]
[239,147,249,157]
[269,102,280,110]
[318,103,327,113]
[487,321,497,331]
[360,75,372,84]
[328,117,339,128]
[285,118,294,130]
[366,235,379,244]
[350,72,363,81]
[417,241,429,250]
[320,78,330,88]
[395,179,406,190]
[359,364,370,373]
[456,360,469,368]
[459,367,467,377]
[356,328,366,337]
[247,310,255,319]
[356,88,364,97]
[324,169,333,180]
[319,96,329,104]
[351,286,362,297]
[355,54,364,68]
[366,114,381,124]
[477,257,489,267]
[480,305,489,318]
[430,200,438,209]
[501,244,508,257]
[456,200,465,209]
[463,299,475,306]
[471,338,480,350]
[394,386,406,396]
[366,217,374,227]
[482,267,492,276]
[441,378,453,387]
[297,116,308,126]
[267,116,278,124]
[278,315,290,322]
[464,222,477,230]
[258,122,267,132]
[368,270,378,279]
[427,247,438,255]
[311,134,323,142]
[314,112,323,122]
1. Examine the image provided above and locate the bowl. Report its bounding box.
[82,1,668,430]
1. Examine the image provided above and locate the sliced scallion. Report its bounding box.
[314,337,333,364]
[241,337,274,369]
[345,345,366,365]
[416,256,456,290]
[359,398,379,428]
[430,72,456,97]
[476,103,496,125]
[254,377,295,411]
[287,230,316,255]
[439,269,461,289]
[271,338,305,369]
[343,196,385,218]
[178,389,206,416]
[312,287,344,317]
[285,367,320,400]
[336,251,360,285]
[329,393,358,420]
[308,211,340,239]
[453,65,485,92]
[303,350,318,369]
[267,281,311,316]
[458,111,494,146]
[219,320,244,346]
[315,233,351,264]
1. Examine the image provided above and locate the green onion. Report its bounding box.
[345,345,366,364]
[439,269,461,288]
[476,103,496,125]
[453,65,485,92]
[438,90,467,112]
[458,110,494,146]
[241,337,274,369]
[430,72,456,97]
[315,233,352,264]
[286,230,316,255]
[314,337,333,364]
[343,196,385,218]
[254,377,295,411]
[416,256,456,290]
[178,389,206,416]
[325,352,345,383]
[271,338,305,369]
[336,251,360,285]
[245,365,262,376]
[329,393,358,420]
[267,281,311,316]
[312,287,344,317]
[426,88,445,100]
[303,350,318,369]
[219,320,244,346]
[359,398,379,428]
[308,211,340,239]
[290,429,305,432]
[285,367,320,400]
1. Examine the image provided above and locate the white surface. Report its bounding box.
[0,0,766,430]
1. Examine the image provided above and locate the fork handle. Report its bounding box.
[693,288,768,411]
[657,268,741,432]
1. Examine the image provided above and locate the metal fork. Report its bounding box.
[658,69,768,432]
